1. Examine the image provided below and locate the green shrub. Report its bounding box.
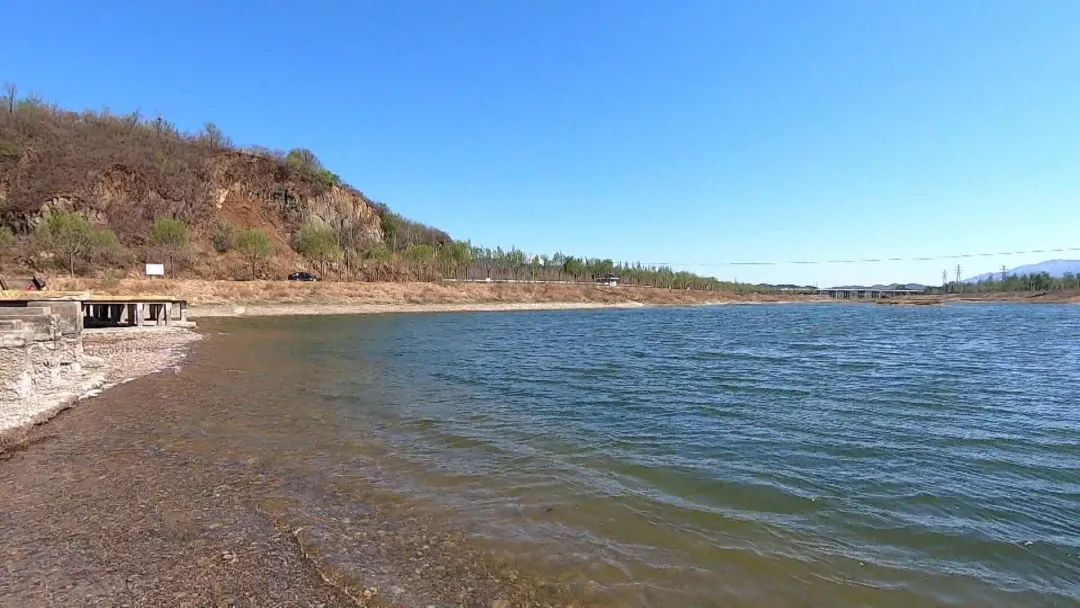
[363,245,392,261]
[285,148,321,174]
[91,227,126,266]
[405,244,435,264]
[35,211,93,276]
[148,217,189,276]
[236,228,273,280]
[212,220,235,252]
[292,223,339,271]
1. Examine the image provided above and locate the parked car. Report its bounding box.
[288,271,320,282]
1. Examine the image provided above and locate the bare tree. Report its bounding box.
[201,122,232,150]
[3,82,15,114]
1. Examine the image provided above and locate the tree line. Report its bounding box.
[943,272,1080,294]
[297,241,763,292]
[438,246,758,291]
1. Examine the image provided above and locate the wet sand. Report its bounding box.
[0,328,585,608]
[81,327,203,387]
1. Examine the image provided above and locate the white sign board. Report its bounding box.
[145,263,165,277]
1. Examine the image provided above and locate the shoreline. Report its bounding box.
[0,326,201,447]
[188,294,1080,318]
[82,326,203,388]
[50,277,818,307]
[45,278,1080,315]
[191,299,714,318]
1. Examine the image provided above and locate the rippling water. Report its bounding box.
[202,304,1080,606]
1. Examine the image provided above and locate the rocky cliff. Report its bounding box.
[0,98,445,279]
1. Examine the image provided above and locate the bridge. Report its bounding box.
[817,287,927,299]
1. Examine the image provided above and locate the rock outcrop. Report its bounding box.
[5,153,384,250]
[0,103,403,278]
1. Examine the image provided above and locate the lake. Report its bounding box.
[195,304,1079,606]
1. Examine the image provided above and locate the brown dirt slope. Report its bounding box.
[0,100,449,279]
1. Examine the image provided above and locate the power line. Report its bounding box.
[635,246,1080,267]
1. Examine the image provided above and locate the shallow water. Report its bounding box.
[196,304,1079,606]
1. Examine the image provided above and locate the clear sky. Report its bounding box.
[4,0,1079,285]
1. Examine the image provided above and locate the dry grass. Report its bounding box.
[50,278,805,307]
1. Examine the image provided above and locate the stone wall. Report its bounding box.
[0,306,84,403]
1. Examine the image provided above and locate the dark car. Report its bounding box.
[288,271,320,282]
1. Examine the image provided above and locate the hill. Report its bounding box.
[0,93,448,279]
[965,259,1080,283]
[0,91,759,292]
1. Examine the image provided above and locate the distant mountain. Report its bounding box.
[965,259,1080,283]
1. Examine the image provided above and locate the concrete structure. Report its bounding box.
[0,292,190,328]
[1,290,198,432]
[1,291,190,410]
[80,296,190,328]
[0,305,84,402]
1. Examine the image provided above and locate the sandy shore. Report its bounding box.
[82,326,203,387]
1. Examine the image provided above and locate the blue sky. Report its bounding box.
[4,0,1079,285]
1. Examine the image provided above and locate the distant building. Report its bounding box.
[596,274,620,287]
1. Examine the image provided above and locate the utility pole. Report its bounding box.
[955,265,963,294]
[942,269,948,293]
[1000,265,1008,283]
